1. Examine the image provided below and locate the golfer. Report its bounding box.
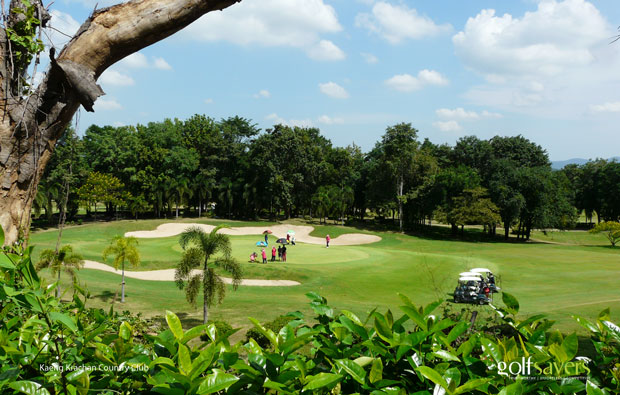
[282,245,287,262]
[261,248,267,264]
[264,233,268,244]
[271,246,276,262]
[326,234,330,248]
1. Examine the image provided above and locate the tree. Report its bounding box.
[175,226,242,324]
[0,0,241,245]
[102,236,140,303]
[374,123,420,232]
[36,245,84,298]
[589,221,620,247]
[77,172,127,217]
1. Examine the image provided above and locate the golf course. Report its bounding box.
[30,218,620,333]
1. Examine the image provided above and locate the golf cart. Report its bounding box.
[453,276,491,305]
[470,268,500,293]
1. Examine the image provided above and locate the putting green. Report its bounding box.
[29,219,620,332]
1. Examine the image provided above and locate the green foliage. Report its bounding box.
[7,0,45,73]
[5,234,620,393]
[589,221,620,247]
[245,314,295,348]
[77,172,129,213]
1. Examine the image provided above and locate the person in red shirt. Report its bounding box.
[271,246,276,262]
[261,248,267,264]
[326,234,330,248]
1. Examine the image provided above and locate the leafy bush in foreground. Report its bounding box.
[2,234,620,394]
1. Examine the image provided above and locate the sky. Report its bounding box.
[43,0,620,161]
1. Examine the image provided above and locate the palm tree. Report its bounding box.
[195,169,215,218]
[36,245,84,298]
[175,226,243,324]
[102,236,140,303]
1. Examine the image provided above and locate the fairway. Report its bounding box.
[30,219,620,332]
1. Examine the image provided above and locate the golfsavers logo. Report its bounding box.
[498,357,590,380]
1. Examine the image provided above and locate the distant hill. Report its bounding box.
[552,157,620,169]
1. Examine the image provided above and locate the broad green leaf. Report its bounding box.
[369,358,383,384]
[50,312,77,333]
[149,357,176,369]
[0,226,4,246]
[561,333,578,361]
[502,292,520,314]
[374,316,393,342]
[548,343,568,363]
[446,321,469,344]
[178,343,191,375]
[433,349,461,362]
[197,370,239,394]
[416,366,449,392]
[181,324,207,344]
[9,380,50,395]
[303,373,342,391]
[480,337,503,364]
[400,305,427,331]
[249,317,278,348]
[335,359,366,384]
[457,338,475,357]
[573,315,599,334]
[586,380,606,395]
[454,378,490,395]
[498,381,524,395]
[601,320,620,344]
[342,310,364,326]
[119,321,132,341]
[166,310,184,340]
[353,356,374,367]
[0,254,14,269]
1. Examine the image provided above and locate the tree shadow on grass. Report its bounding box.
[91,290,117,303]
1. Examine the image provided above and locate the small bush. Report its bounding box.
[200,320,233,342]
[245,315,294,348]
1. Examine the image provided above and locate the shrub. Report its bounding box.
[245,314,294,348]
[200,320,233,342]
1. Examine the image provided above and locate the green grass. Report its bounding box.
[31,219,620,334]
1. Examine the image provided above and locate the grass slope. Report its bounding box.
[30,219,620,333]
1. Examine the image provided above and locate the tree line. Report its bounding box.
[37,114,619,240]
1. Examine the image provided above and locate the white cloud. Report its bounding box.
[45,10,80,48]
[433,121,462,132]
[186,0,342,60]
[204,98,214,104]
[361,52,378,64]
[385,74,421,92]
[319,82,349,99]
[385,69,448,92]
[590,102,620,113]
[95,98,122,111]
[454,0,620,119]
[355,1,451,44]
[254,89,271,99]
[436,107,502,120]
[153,57,172,70]
[318,115,344,125]
[120,53,150,68]
[266,113,313,127]
[99,70,135,86]
[307,40,346,61]
[453,1,611,78]
[119,53,172,70]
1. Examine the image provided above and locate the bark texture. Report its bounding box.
[0,0,240,244]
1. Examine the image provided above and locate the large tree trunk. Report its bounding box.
[0,0,240,245]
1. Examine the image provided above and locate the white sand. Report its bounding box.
[83,260,300,286]
[125,223,382,245]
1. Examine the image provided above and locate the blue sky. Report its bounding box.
[45,0,620,160]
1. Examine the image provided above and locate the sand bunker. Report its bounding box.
[125,223,382,245]
[83,260,300,286]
